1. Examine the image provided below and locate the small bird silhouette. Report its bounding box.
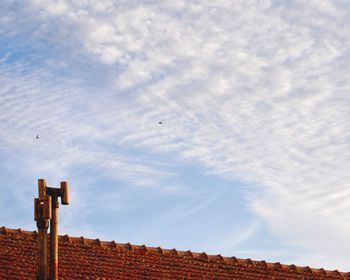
[158,121,162,125]
[36,135,39,139]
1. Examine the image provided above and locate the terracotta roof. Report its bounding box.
[0,226,349,280]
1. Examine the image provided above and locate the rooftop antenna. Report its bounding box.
[34,179,69,280]
[34,179,51,280]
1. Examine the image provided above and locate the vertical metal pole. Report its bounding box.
[36,180,69,280]
[36,179,49,280]
[37,217,49,279]
[50,195,59,280]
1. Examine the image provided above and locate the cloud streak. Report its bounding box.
[1,0,350,270]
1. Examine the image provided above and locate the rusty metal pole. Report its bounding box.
[36,211,49,280]
[49,194,59,280]
[35,179,51,280]
[46,181,69,280]
[35,179,69,280]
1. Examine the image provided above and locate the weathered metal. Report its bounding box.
[60,182,69,205]
[34,179,69,280]
[34,179,50,280]
[50,198,59,280]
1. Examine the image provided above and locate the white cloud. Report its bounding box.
[1,0,350,270]
[0,62,171,186]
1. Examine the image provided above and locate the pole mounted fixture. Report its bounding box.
[34,179,69,280]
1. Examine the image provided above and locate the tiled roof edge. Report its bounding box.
[1,226,349,278]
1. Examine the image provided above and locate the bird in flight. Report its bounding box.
[158,121,162,125]
[36,135,39,139]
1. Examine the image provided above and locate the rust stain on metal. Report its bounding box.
[34,179,69,280]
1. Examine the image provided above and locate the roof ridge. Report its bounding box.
[1,226,349,278]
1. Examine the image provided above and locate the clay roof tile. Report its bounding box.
[0,226,348,280]
[117,242,133,252]
[208,254,224,263]
[303,266,313,274]
[255,260,268,269]
[238,258,255,266]
[246,258,254,265]
[164,248,179,256]
[79,236,87,245]
[135,244,148,254]
[154,246,164,255]
[0,226,7,235]
[331,269,342,276]
[93,238,103,247]
[315,268,327,275]
[62,234,71,243]
[193,252,208,261]
[288,264,299,272]
[109,240,117,250]
[228,256,239,265]
[179,250,193,258]
[272,262,282,270]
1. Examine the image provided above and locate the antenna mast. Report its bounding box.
[34,179,69,280]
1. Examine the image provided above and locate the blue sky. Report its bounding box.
[1,0,350,271]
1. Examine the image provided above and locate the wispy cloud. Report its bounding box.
[1,0,350,270]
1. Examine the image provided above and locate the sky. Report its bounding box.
[1,0,350,271]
